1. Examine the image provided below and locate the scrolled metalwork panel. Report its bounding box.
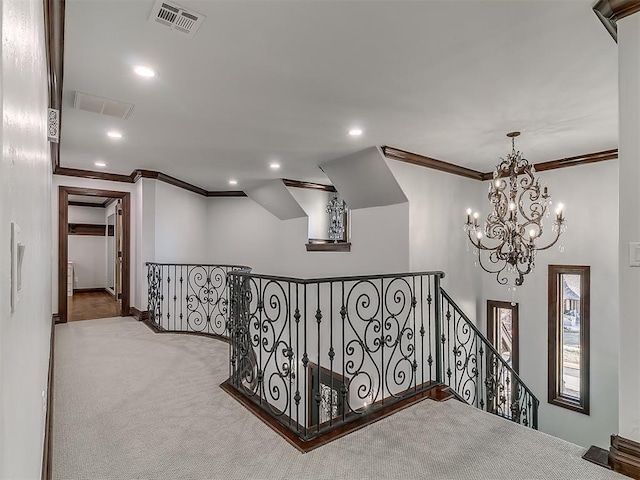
[440,290,539,429]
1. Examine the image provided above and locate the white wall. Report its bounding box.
[480,161,619,449]
[154,181,208,263]
[207,197,410,277]
[617,13,640,443]
[386,159,485,317]
[287,187,332,240]
[0,0,52,477]
[68,206,107,289]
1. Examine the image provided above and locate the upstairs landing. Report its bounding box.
[53,316,623,479]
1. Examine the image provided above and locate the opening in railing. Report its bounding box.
[146,263,251,338]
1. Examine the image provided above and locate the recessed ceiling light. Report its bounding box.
[94,161,106,167]
[348,128,363,137]
[229,180,238,186]
[269,162,281,170]
[133,65,156,78]
[107,131,122,139]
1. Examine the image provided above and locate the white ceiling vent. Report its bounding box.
[149,0,205,37]
[73,92,134,120]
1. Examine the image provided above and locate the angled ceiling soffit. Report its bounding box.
[320,147,408,210]
[243,179,308,220]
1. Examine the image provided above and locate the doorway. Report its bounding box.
[58,186,130,323]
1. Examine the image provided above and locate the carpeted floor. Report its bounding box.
[53,317,623,480]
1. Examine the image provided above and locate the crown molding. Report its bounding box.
[283,179,337,192]
[593,0,640,42]
[383,145,618,181]
[382,146,485,181]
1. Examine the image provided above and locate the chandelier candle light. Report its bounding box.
[464,132,566,288]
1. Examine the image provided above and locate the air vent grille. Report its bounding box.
[73,92,134,120]
[149,0,205,37]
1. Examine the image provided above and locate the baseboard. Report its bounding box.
[129,307,149,322]
[610,434,640,479]
[42,314,55,480]
[73,287,108,294]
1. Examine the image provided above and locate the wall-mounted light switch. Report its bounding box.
[11,222,22,311]
[630,242,640,267]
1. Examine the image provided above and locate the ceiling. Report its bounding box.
[60,0,618,191]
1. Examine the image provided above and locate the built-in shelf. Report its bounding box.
[68,223,106,236]
[305,240,351,252]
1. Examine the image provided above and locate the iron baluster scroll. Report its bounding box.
[227,270,447,441]
[146,263,251,338]
[439,289,539,428]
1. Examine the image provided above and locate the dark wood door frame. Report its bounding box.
[486,300,519,374]
[58,186,131,323]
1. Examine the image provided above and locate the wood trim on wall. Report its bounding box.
[68,223,106,236]
[486,300,520,374]
[43,0,65,173]
[41,314,55,480]
[382,146,485,181]
[547,264,590,415]
[283,179,337,192]
[58,186,130,323]
[610,434,640,479]
[68,200,104,208]
[594,0,640,41]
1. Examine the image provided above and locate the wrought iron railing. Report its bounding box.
[145,263,539,439]
[146,263,251,338]
[227,270,445,440]
[439,290,539,429]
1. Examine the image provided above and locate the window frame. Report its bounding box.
[547,264,590,415]
[486,300,519,374]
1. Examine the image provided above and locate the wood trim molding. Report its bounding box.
[529,149,619,175]
[221,380,446,453]
[306,241,351,252]
[58,187,130,323]
[206,190,248,197]
[129,307,149,322]
[68,200,104,208]
[594,0,640,41]
[486,300,519,374]
[68,223,106,236]
[610,435,640,478]
[383,145,618,182]
[547,264,590,415]
[283,179,337,192]
[43,0,65,172]
[73,287,108,294]
[383,146,485,181]
[42,314,55,480]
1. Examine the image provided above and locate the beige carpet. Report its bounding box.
[53,317,623,480]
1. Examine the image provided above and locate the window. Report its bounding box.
[548,265,590,414]
[487,300,519,374]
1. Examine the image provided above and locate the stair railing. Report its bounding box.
[146,262,251,339]
[439,289,539,429]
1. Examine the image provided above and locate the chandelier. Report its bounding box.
[464,132,566,287]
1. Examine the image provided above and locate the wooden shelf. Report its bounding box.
[68,223,106,236]
[305,241,351,252]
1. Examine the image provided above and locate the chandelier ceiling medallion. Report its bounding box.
[464,132,566,288]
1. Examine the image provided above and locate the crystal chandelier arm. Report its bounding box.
[533,220,564,251]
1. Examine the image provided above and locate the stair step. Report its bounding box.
[427,385,456,402]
